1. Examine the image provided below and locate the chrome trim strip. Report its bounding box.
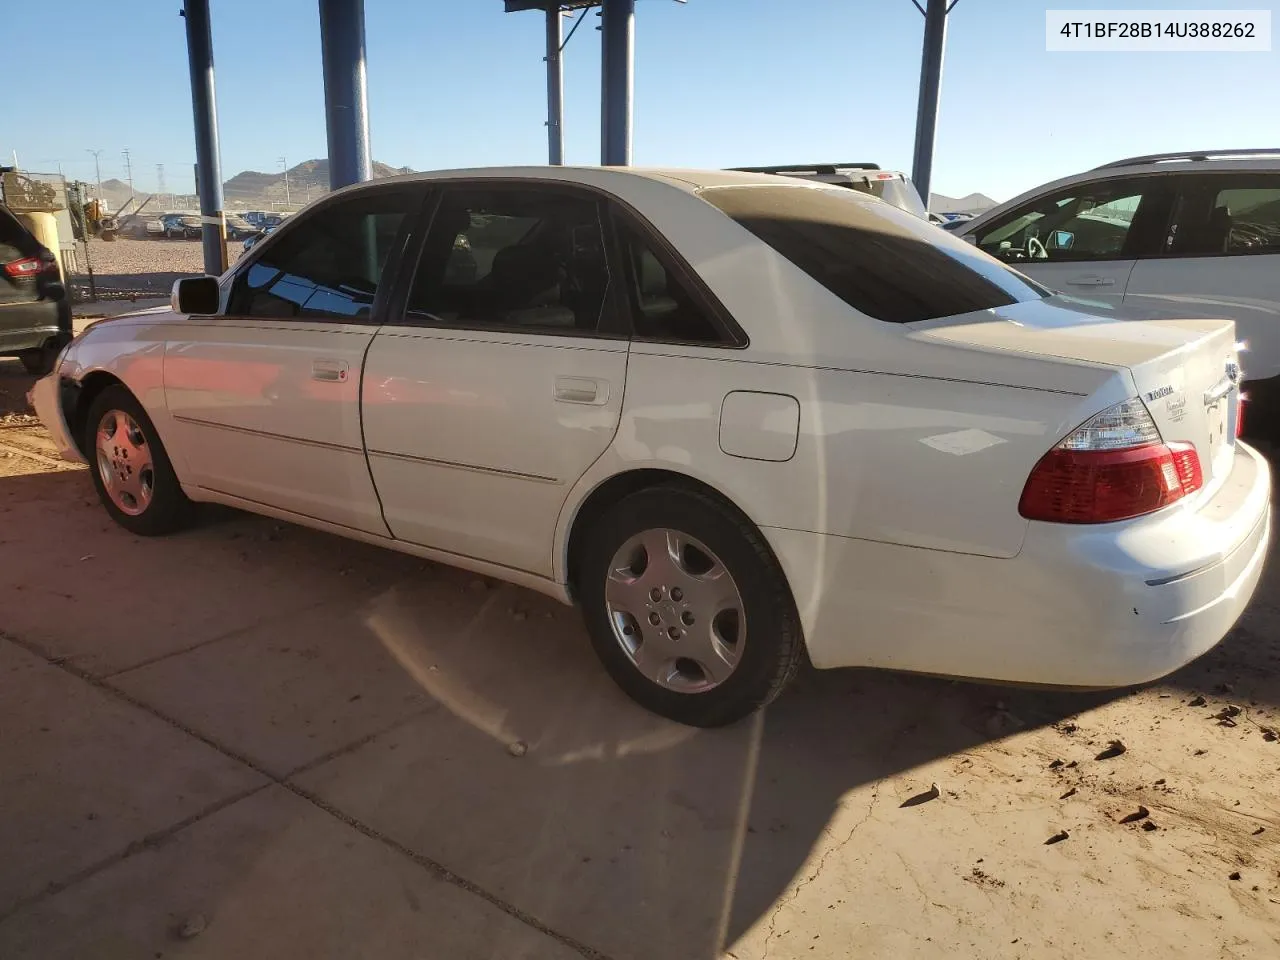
[170,415,364,455]
[366,447,559,484]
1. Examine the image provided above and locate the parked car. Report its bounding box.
[1,202,71,373]
[729,163,930,219]
[955,149,1280,431]
[161,214,192,240]
[241,224,277,252]
[224,214,255,240]
[119,215,165,239]
[29,167,1269,727]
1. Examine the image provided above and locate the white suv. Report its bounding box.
[957,149,1280,430]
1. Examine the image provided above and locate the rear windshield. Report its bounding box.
[700,184,1048,324]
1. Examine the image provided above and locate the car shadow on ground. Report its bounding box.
[0,464,1154,958]
[0,360,38,418]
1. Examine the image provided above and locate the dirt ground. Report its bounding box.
[1,354,1278,960]
[68,238,245,304]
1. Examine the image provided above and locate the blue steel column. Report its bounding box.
[546,6,564,165]
[910,0,949,212]
[600,0,634,166]
[319,0,373,190]
[181,0,227,275]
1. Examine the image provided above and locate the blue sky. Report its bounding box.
[3,0,1276,202]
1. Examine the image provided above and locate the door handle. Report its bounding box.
[555,377,609,405]
[1066,276,1116,287]
[312,359,350,383]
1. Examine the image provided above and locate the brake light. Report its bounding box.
[3,256,45,277]
[1019,398,1203,523]
[1237,393,1246,438]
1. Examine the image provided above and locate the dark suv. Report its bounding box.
[1,203,72,374]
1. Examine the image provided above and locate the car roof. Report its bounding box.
[333,165,811,198]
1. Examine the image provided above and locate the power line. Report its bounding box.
[86,149,104,202]
[121,148,135,203]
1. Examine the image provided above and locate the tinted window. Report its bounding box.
[227,192,409,320]
[405,188,612,333]
[975,179,1161,262]
[1169,176,1280,256]
[615,219,722,343]
[702,184,1047,324]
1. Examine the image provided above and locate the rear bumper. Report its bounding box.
[28,372,84,463]
[0,299,71,355]
[766,442,1272,687]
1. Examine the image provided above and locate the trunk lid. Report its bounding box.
[914,295,1243,484]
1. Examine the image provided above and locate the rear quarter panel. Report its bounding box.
[557,344,1104,584]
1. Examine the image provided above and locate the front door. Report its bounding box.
[969,175,1174,307]
[362,183,628,577]
[163,189,420,533]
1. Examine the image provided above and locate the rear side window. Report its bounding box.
[613,218,724,343]
[701,184,1047,324]
[405,186,613,334]
[227,191,412,320]
[1169,175,1280,256]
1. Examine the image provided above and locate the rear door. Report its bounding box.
[1124,171,1280,381]
[361,182,629,577]
[162,187,422,532]
[970,176,1174,304]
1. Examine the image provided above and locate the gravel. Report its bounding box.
[68,238,245,303]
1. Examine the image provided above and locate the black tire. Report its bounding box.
[1243,376,1280,445]
[19,346,56,376]
[84,384,193,536]
[578,485,804,727]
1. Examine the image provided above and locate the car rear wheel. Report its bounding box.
[19,345,57,375]
[85,385,193,536]
[578,485,804,727]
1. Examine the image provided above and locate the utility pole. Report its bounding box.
[319,0,373,190]
[121,148,135,203]
[156,164,167,208]
[181,0,228,274]
[909,0,956,212]
[279,156,292,207]
[86,149,104,202]
[545,6,564,165]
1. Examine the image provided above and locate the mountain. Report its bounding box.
[223,158,414,205]
[97,160,415,212]
[931,192,998,215]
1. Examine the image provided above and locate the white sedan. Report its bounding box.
[29,167,1271,727]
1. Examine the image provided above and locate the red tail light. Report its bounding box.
[1020,443,1203,523]
[3,256,45,277]
[1019,397,1203,524]
[1237,394,1246,438]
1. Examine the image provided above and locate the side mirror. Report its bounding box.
[171,276,220,314]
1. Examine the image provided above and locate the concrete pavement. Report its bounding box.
[1,381,1279,959]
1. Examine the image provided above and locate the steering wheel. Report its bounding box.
[1025,236,1049,260]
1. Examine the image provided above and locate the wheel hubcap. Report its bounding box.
[604,528,746,693]
[95,409,154,516]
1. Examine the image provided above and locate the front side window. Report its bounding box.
[974,178,1163,263]
[227,191,411,320]
[405,187,612,334]
[1168,175,1280,256]
[701,184,1048,325]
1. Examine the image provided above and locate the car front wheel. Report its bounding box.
[578,485,804,727]
[85,385,192,536]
